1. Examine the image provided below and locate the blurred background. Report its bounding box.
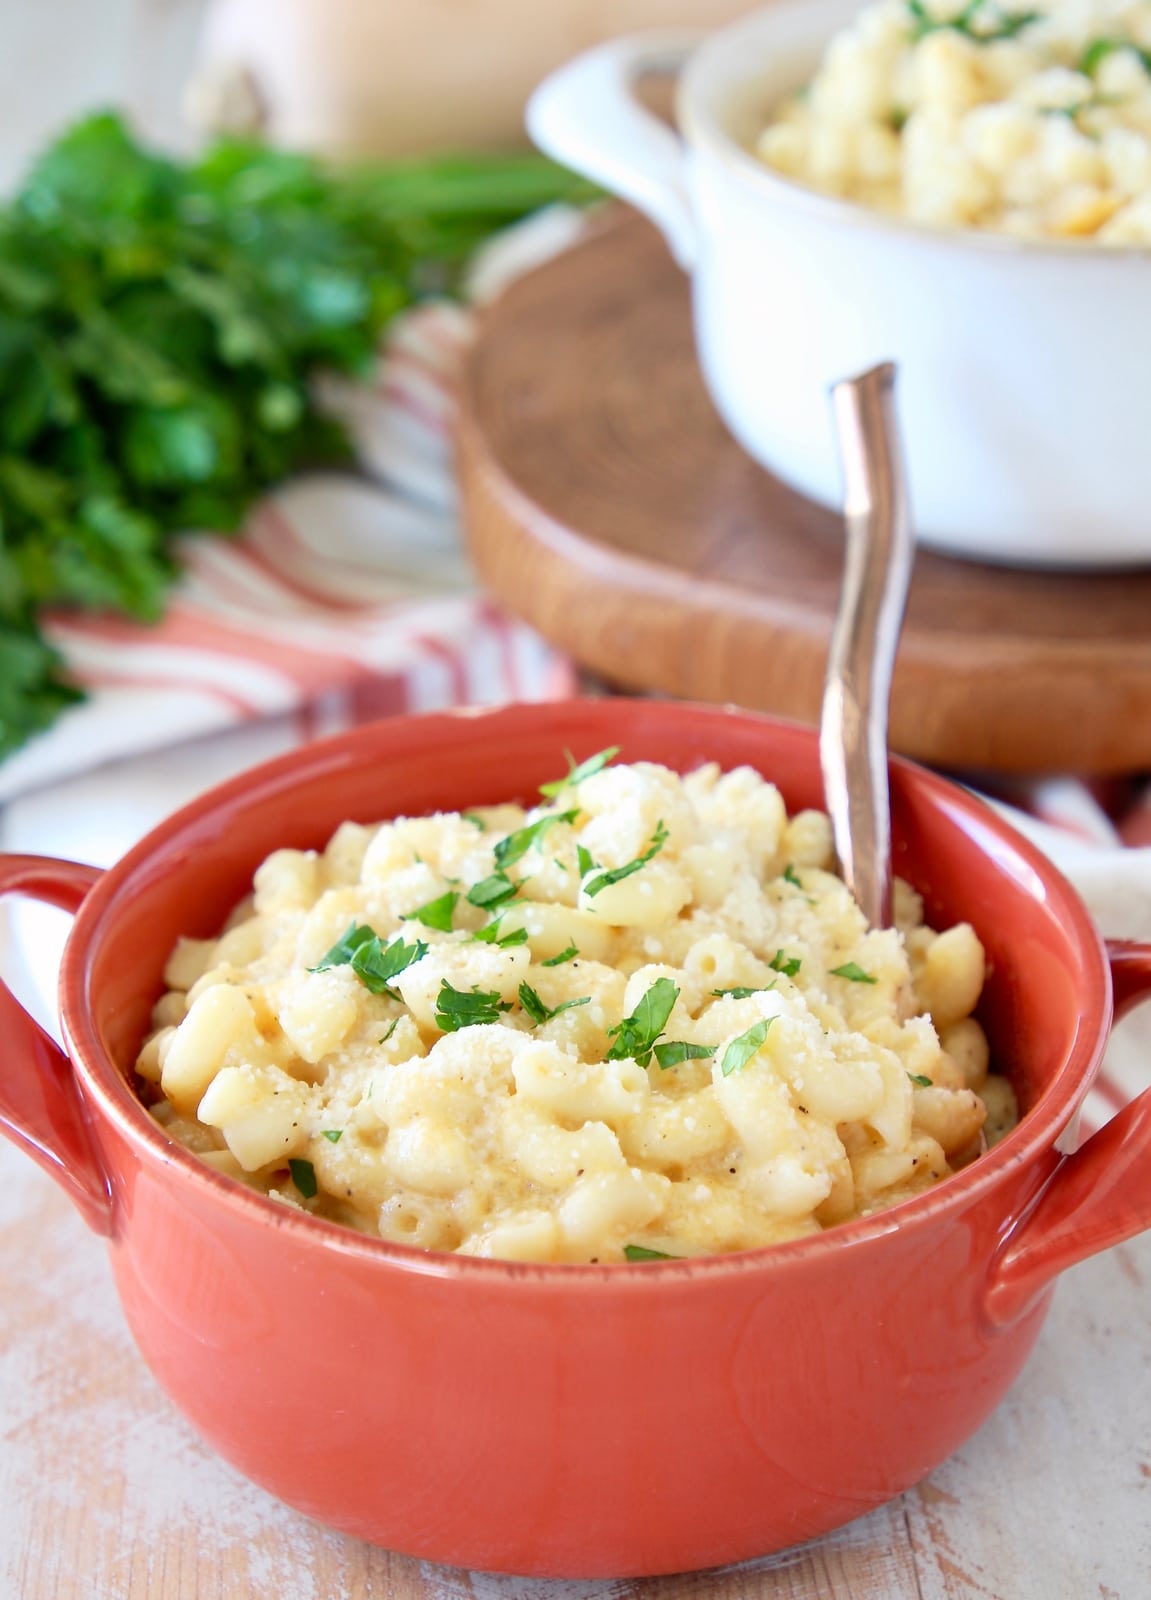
[0,0,202,186]
[0,0,755,187]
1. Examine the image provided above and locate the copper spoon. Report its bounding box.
[820,362,913,930]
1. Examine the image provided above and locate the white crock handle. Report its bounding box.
[526,32,702,270]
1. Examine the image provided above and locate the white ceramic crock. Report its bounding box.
[528,0,1151,568]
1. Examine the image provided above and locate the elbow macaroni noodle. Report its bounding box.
[756,0,1151,241]
[138,756,1016,1263]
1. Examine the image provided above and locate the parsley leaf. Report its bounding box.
[583,819,669,898]
[322,1129,343,1143]
[289,1158,318,1199]
[460,811,486,829]
[543,943,580,966]
[466,872,519,911]
[908,1072,933,1088]
[982,6,1040,37]
[404,890,458,932]
[605,977,679,1066]
[494,809,579,870]
[311,922,377,970]
[539,745,621,798]
[720,1017,775,1077]
[350,936,428,996]
[1080,35,1151,74]
[829,962,878,984]
[577,843,597,878]
[434,981,512,1032]
[312,923,426,997]
[624,1244,679,1262]
[470,920,529,947]
[907,0,1038,41]
[711,985,772,1000]
[782,863,804,889]
[518,983,591,1026]
[652,1040,716,1070]
[769,950,802,977]
[378,1018,400,1045]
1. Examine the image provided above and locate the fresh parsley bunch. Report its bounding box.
[0,111,595,761]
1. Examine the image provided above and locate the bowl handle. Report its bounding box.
[0,855,113,1236]
[526,32,701,269]
[983,939,1151,1327]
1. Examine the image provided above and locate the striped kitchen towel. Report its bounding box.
[982,779,1151,1140]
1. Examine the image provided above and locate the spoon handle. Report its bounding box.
[820,363,914,930]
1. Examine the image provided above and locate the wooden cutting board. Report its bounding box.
[456,212,1151,776]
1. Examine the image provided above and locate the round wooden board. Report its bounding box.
[456,212,1151,775]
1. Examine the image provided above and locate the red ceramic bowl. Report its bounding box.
[2,700,1150,1579]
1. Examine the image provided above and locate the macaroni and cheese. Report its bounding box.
[138,753,1016,1263]
[756,0,1151,241]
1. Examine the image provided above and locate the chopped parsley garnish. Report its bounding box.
[539,745,621,798]
[378,1018,400,1045]
[1081,36,1151,75]
[470,920,530,948]
[769,950,802,977]
[990,7,1040,35]
[782,863,804,889]
[908,1072,933,1088]
[404,890,459,932]
[461,811,486,829]
[351,936,428,996]
[312,923,427,998]
[311,922,378,970]
[583,819,669,898]
[322,1129,343,1143]
[289,1158,317,1199]
[712,984,774,1000]
[907,0,1039,42]
[624,1244,679,1262]
[543,943,580,966]
[720,1017,775,1077]
[605,977,679,1066]
[518,983,591,1026]
[466,872,519,911]
[434,981,512,1032]
[494,809,579,870]
[829,962,878,984]
[577,843,596,878]
[1040,97,1117,127]
[653,1040,716,1071]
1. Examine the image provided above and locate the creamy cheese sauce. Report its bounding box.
[138,755,1016,1262]
[757,0,1151,240]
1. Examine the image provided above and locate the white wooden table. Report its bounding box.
[0,4,1149,1595]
